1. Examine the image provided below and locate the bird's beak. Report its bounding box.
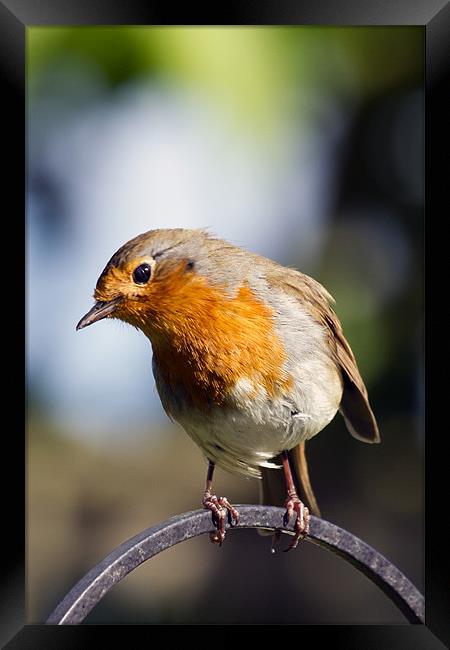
[76,297,123,331]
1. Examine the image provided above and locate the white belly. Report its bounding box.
[175,362,343,479]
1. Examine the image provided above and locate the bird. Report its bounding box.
[77,228,379,550]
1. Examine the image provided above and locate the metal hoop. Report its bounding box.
[46,506,424,625]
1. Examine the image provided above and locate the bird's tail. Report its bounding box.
[259,442,321,523]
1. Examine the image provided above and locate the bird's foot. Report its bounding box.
[202,492,240,546]
[283,493,310,551]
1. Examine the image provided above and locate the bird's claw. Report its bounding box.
[203,493,239,546]
[282,495,310,551]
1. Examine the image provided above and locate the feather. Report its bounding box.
[266,267,380,443]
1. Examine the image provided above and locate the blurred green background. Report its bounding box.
[27,26,424,624]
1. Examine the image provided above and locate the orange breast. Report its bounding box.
[134,268,292,411]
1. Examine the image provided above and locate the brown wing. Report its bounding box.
[268,267,380,443]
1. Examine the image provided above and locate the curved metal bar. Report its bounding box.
[45,506,424,625]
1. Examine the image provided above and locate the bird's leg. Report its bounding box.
[281,450,310,551]
[202,460,240,545]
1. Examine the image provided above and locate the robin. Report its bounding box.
[77,228,379,550]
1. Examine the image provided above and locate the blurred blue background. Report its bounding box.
[27,27,424,624]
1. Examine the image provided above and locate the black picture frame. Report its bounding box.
[5,1,448,647]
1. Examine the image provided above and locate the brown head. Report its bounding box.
[77,228,247,335]
[76,229,292,407]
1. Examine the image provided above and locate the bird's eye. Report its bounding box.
[133,263,151,285]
